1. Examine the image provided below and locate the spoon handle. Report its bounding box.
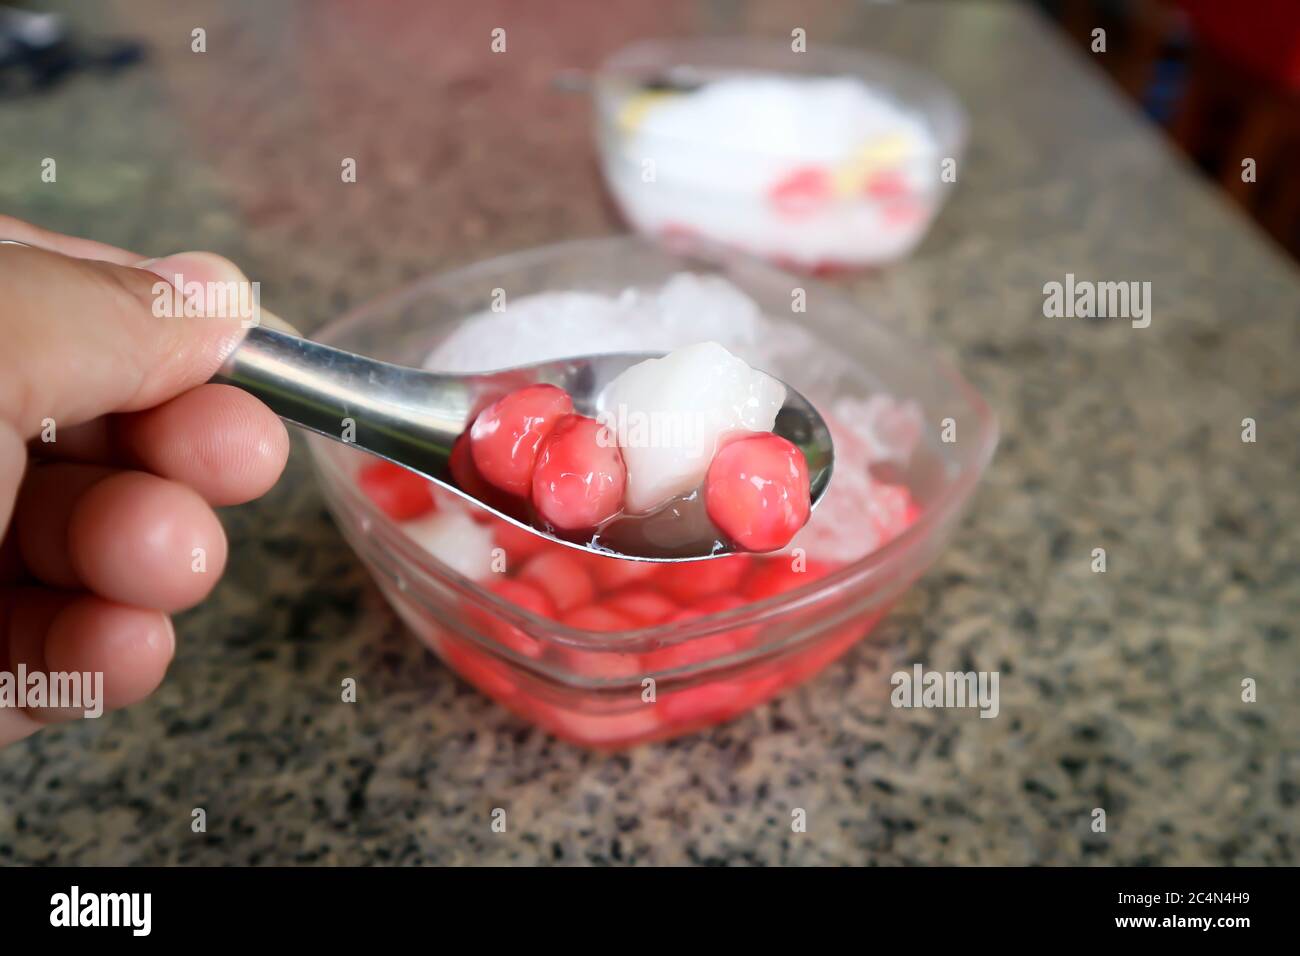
[213,326,470,476]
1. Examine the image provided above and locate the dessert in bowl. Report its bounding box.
[593,38,968,273]
[306,238,995,748]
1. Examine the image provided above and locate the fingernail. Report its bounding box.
[161,615,177,661]
[133,256,173,279]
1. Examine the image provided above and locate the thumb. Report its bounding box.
[0,245,262,440]
[0,245,290,537]
[139,250,301,337]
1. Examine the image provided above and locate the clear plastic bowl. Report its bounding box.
[306,238,996,748]
[593,37,968,274]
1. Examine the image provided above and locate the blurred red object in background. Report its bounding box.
[1179,0,1300,89]
[1051,0,1300,258]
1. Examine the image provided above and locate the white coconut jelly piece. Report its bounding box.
[400,508,495,580]
[596,341,786,514]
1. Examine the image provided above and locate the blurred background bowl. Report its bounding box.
[592,37,968,275]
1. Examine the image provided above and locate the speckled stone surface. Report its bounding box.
[0,0,1296,865]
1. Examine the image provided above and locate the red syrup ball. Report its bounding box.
[530,414,627,531]
[768,166,833,220]
[469,383,574,497]
[357,460,436,521]
[517,550,597,613]
[449,432,518,518]
[704,433,811,552]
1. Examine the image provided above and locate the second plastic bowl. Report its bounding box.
[593,38,968,273]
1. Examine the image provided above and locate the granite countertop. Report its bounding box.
[1,0,1296,865]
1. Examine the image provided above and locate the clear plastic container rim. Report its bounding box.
[592,36,970,162]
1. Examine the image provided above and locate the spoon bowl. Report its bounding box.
[216,327,833,561]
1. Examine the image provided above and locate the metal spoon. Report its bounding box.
[216,328,832,561]
[0,240,831,559]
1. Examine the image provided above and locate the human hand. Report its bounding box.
[0,216,289,747]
